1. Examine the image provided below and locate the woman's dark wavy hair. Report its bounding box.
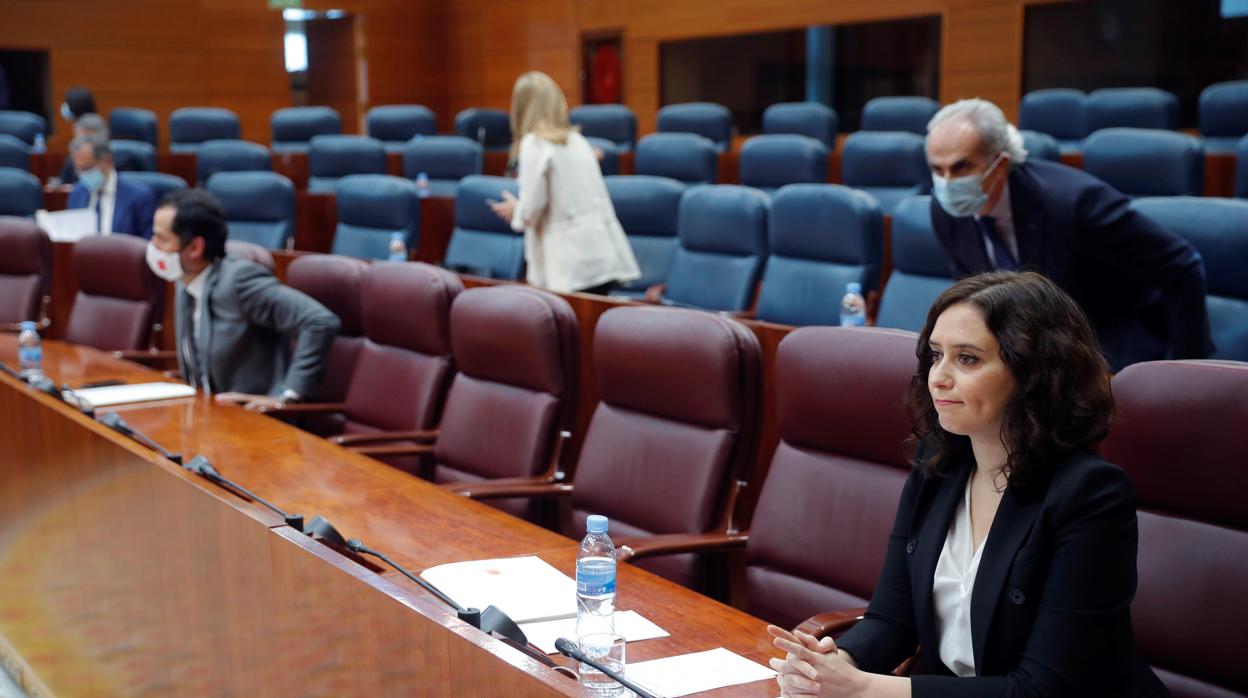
[907,271,1114,488]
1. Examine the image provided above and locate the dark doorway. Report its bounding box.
[0,49,53,133]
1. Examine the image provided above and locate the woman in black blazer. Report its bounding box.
[769,271,1167,697]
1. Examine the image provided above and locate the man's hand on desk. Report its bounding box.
[215,392,284,411]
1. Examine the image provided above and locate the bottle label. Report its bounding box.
[19,346,41,369]
[576,561,616,596]
[840,314,866,327]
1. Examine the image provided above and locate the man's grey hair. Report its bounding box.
[74,113,109,138]
[69,134,111,161]
[927,98,1028,166]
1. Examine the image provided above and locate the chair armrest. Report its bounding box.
[615,531,749,563]
[794,607,867,639]
[451,479,574,500]
[723,308,757,320]
[350,443,436,457]
[330,429,439,446]
[115,349,179,367]
[641,283,666,304]
[255,401,348,416]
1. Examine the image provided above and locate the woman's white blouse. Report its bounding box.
[509,131,641,293]
[933,477,987,678]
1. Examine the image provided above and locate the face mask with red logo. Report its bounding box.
[145,241,184,281]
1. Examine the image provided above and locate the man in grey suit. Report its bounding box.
[147,189,340,410]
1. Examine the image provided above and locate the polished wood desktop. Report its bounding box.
[0,336,779,696]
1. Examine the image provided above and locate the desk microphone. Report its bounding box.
[60,384,96,417]
[182,455,304,531]
[98,411,183,465]
[554,637,660,698]
[0,360,21,379]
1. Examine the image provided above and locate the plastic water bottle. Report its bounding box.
[415,172,430,198]
[18,321,43,378]
[840,282,867,327]
[33,133,46,153]
[388,232,407,262]
[576,514,616,638]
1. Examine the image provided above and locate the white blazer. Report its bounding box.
[509,131,641,293]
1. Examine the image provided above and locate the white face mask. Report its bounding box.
[932,153,1006,218]
[146,241,184,282]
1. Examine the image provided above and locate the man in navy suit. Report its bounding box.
[66,135,155,239]
[924,99,1213,371]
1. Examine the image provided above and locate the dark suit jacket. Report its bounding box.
[67,174,156,239]
[175,256,340,397]
[836,451,1168,697]
[929,159,1214,371]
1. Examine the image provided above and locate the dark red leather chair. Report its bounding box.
[1102,360,1248,698]
[65,235,166,352]
[0,217,51,328]
[224,239,276,271]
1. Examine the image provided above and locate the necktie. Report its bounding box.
[93,196,102,232]
[976,216,1017,271]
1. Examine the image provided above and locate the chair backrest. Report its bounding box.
[860,96,939,134]
[285,254,370,407]
[570,305,762,593]
[118,172,187,203]
[1239,134,1248,199]
[401,135,482,196]
[664,184,770,312]
[0,217,52,325]
[223,240,275,271]
[657,102,732,151]
[453,108,511,151]
[1199,81,1248,153]
[434,286,579,519]
[207,171,296,250]
[169,108,241,152]
[1019,129,1060,162]
[634,133,718,185]
[0,111,46,146]
[1018,88,1087,143]
[569,104,638,150]
[271,106,342,153]
[443,175,523,279]
[196,139,272,182]
[585,137,620,176]
[739,134,829,193]
[756,184,883,326]
[1083,128,1204,197]
[746,326,918,628]
[366,105,437,150]
[0,168,42,217]
[109,108,159,146]
[1101,360,1248,698]
[1130,196,1248,361]
[333,174,421,260]
[876,195,953,332]
[308,135,387,193]
[1086,87,1180,132]
[110,140,157,172]
[762,102,838,148]
[0,134,30,171]
[604,175,686,293]
[840,131,930,214]
[65,235,165,351]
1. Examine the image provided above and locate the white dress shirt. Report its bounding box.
[933,477,987,677]
[88,169,119,234]
[974,179,1018,267]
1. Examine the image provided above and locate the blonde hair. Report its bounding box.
[510,71,574,159]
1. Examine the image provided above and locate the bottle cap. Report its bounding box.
[587,514,608,533]
[20,321,36,331]
[846,282,862,294]
[390,232,405,242]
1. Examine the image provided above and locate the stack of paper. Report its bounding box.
[520,610,669,654]
[69,382,197,408]
[35,209,97,242]
[627,648,777,697]
[420,556,578,624]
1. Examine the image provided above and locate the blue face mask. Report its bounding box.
[79,167,104,192]
[932,153,1005,218]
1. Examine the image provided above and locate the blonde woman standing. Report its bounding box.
[488,71,640,295]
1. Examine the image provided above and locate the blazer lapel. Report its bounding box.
[911,463,973,654]
[1008,166,1047,270]
[960,217,992,273]
[197,265,222,392]
[969,483,1043,670]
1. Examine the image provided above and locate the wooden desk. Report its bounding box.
[0,337,779,696]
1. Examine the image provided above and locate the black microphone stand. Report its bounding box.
[555,637,660,698]
[183,455,304,530]
[98,411,183,465]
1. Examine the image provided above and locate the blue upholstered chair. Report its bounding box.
[604,175,686,298]
[332,174,421,260]
[657,102,732,152]
[661,185,769,312]
[1020,130,1061,163]
[1200,81,1248,154]
[110,140,157,172]
[762,102,838,148]
[756,184,883,327]
[0,168,42,217]
[108,108,159,146]
[271,106,341,154]
[196,140,272,182]
[1131,196,1248,361]
[634,133,718,185]
[876,195,953,332]
[860,97,939,135]
[1086,87,1180,133]
[454,108,511,152]
[739,135,828,194]
[1083,128,1204,198]
[401,135,482,197]
[0,111,46,147]
[840,131,930,215]
[586,137,621,176]
[367,105,437,153]
[206,172,296,250]
[169,108,241,153]
[1019,88,1087,154]
[1238,135,1248,199]
[307,135,387,193]
[443,175,523,279]
[0,135,29,172]
[118,172,186,202]
[570,104,637,151]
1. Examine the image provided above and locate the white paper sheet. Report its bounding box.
[627,647,777,697]
[520,610,669,654]
[419,555,577,624]
[36,208,98,242]
[69,382,197,407]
